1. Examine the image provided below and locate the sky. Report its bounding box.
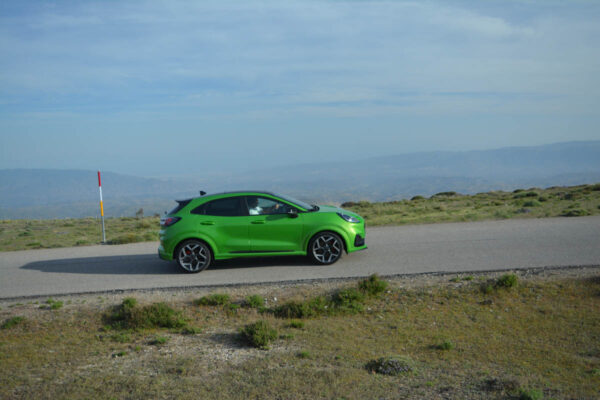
[1,0,599,177]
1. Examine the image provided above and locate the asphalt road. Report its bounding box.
[1,216,599,299]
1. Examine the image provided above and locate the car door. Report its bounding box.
[189,196,250,254]
[244,196,304,253]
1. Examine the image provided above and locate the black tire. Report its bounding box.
[175,239,212,273]
[308,232,343,265]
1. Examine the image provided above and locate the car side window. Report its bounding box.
[191,197,245,216]
[245,196,291,216]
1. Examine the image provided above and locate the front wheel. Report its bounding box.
[176,239,212,273]
[308,232,343,265]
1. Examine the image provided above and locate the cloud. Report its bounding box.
[0,0,598,118]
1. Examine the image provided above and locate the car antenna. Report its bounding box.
[199,190,206,196]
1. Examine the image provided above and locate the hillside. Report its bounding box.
[1,141,599,219]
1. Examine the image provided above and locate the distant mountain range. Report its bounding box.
[1,141,599,219]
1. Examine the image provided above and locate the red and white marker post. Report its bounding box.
[98,171,106,243]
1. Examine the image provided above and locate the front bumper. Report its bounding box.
[354,234,365,247]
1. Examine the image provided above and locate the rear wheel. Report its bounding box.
[308,232,343,265]
[176,239,212,273]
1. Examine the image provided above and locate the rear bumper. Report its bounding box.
[158,245,172,261]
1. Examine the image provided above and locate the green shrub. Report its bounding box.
[435,340,455,351]
[1,316,25,330]
[297,350,311,359]
[332,288,365,313]
[109,299,186,330]
[150,336,169,345]
[519,388,543,400]
[245,295,264,308]
[272,296,327,319]
[561,209,590,217]
[522,200,541,207]
[358,274,388,296]
[288,320,305,329]
[194,293,231,306]
[480,282,494,294]
[433,191,457,197]
[122,297,137,309]
[365,356,413,376]
[46,298,63,310]
[240,320,277,349]
[179,326,202,335]
[496,274,518,288]
[513,191,538,199]
[110,332,131,343]
[411,195,425,201]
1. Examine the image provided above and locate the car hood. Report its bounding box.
[316,205,362,219]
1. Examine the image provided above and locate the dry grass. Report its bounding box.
[0,216,159,251]
[0,270,598,399]
[344,183,600,226]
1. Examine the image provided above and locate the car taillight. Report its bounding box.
[160,216,181,227]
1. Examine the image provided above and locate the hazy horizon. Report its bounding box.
[1,1,599,176]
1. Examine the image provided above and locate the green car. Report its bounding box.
[158,191,367,273]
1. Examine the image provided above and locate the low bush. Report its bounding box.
[435,340,455,351]
[194,293,230,306]
[240,320,277,349]
[46,298,63,310]
[519,388,543,400]
[513,191,538,199]
[1,316,25,329]
[297,350,311,359]
[496,274,518,288]
[522,200,541,207]
[150,336,169,345]
[110,332,131,343]
[288,320,305,329]
[108,299,186,330]
[365,356,413,376]
[433,191,457,197]
[245,295,264,308]
[272,296,327,319]
[561,209,590,217]
[332,288,365,313]
[358,274,388,296]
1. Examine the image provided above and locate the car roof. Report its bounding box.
[177,191,279,203]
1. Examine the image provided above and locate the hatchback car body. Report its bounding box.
[158,191,367,273]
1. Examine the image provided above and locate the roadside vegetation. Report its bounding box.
[0,216,160,251]
[1,271,598,399]
[1,183,599,252]
[342,183,600,226]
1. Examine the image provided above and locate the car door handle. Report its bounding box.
[251,220,265,224]
[201,221,215,225]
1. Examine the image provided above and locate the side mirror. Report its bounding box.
[287,208,298,218]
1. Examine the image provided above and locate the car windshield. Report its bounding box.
[275,193,315,211]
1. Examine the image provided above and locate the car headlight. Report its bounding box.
[337,212,360,223]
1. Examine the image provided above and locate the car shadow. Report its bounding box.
[20,254,314,275]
